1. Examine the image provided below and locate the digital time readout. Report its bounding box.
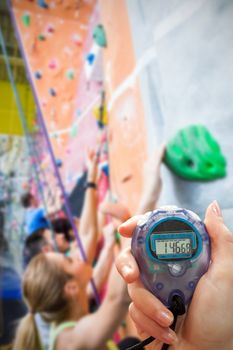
[155,238,192,255]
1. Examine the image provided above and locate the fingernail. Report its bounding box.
[121,265,132,278]
[212,200,222,217]
[118,222,126,230]
[158,311,174,326]
[163,329,177,344]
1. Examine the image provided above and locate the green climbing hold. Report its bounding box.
[164,125,227,181]
[70,125,78,138]
[115,231,121,244]
[66,69,75,80]
[22,13,30,27]
[93,24,107,48]
[38,34,46,41]
[31,124,40,133]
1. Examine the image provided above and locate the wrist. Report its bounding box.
[87,175,96,182]
[84,181,97,190]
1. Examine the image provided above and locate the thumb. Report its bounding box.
[115,247,140,283]
[204,201,233,262]
[118,215,144,237]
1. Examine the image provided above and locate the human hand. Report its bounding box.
[116,202,233,350]
[137,144,166,214]
[115,214,176,348]
[99,200,131,250]
[99,201,131,227]
[85,149,99,183]
[102,222,116,249]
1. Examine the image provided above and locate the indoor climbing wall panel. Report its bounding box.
[10,0,103,194]
[0,81,35,135]
[61,5,104,192]
[99,0,148,214]
[0,134,32,270]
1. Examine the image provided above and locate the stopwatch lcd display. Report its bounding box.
[150,232,196,259]
[155,238,192,255]
[149,217,199,261]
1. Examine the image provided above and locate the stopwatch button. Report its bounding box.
[168,263,185,276]
[156,282,164,290]
[188,281,196,289]
[160,205,179,211]
[137,211,152,227]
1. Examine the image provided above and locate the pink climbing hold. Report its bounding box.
[48,59,57,69]
[72,33,82,46]
[47,24,55,33]
[42,99,48,107]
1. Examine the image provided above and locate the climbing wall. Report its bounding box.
[98,0,233,226]
[99,0,148,214]
[11,0,232,225]
[0,134,32,270]
[10,0,104,195]
[0,81,35,135]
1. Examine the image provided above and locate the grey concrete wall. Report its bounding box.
[126,0,233,227]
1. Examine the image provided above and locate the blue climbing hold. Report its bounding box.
[35,71,42,80]
[101,161,109,177]
[97,120,104,129]
[55,159,63,167]
[37,0,49,9]
[76,109,81,117]
[49,88,56,97]
[86,53,95,65]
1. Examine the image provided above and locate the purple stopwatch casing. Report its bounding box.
[131,206,211,308]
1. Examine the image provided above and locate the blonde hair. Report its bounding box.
[14,253,71,350]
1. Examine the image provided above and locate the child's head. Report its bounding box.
[23,254,71,322]
[15,252,93,349]
[51,218,73,254]
[14,252,74,350]
[23,253,92,322]
[23,229,54,267]
[23,208,53,266]
[21,192,38,208]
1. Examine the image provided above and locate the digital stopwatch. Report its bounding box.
[131,206,211,308]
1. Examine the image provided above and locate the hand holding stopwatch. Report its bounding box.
[128,206,211,350]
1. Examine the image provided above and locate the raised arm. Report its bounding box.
[78,151,99,264]
[87,222,115,297]
[75,236,131,350]
[136,144,165,214]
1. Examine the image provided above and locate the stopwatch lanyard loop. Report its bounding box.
[126,295,185,350]
[161,294,185,350]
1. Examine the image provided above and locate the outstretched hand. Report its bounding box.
[99,200,131,227]
[137,144,166,214]
[116,202,233,350]
[85,149,99,183]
